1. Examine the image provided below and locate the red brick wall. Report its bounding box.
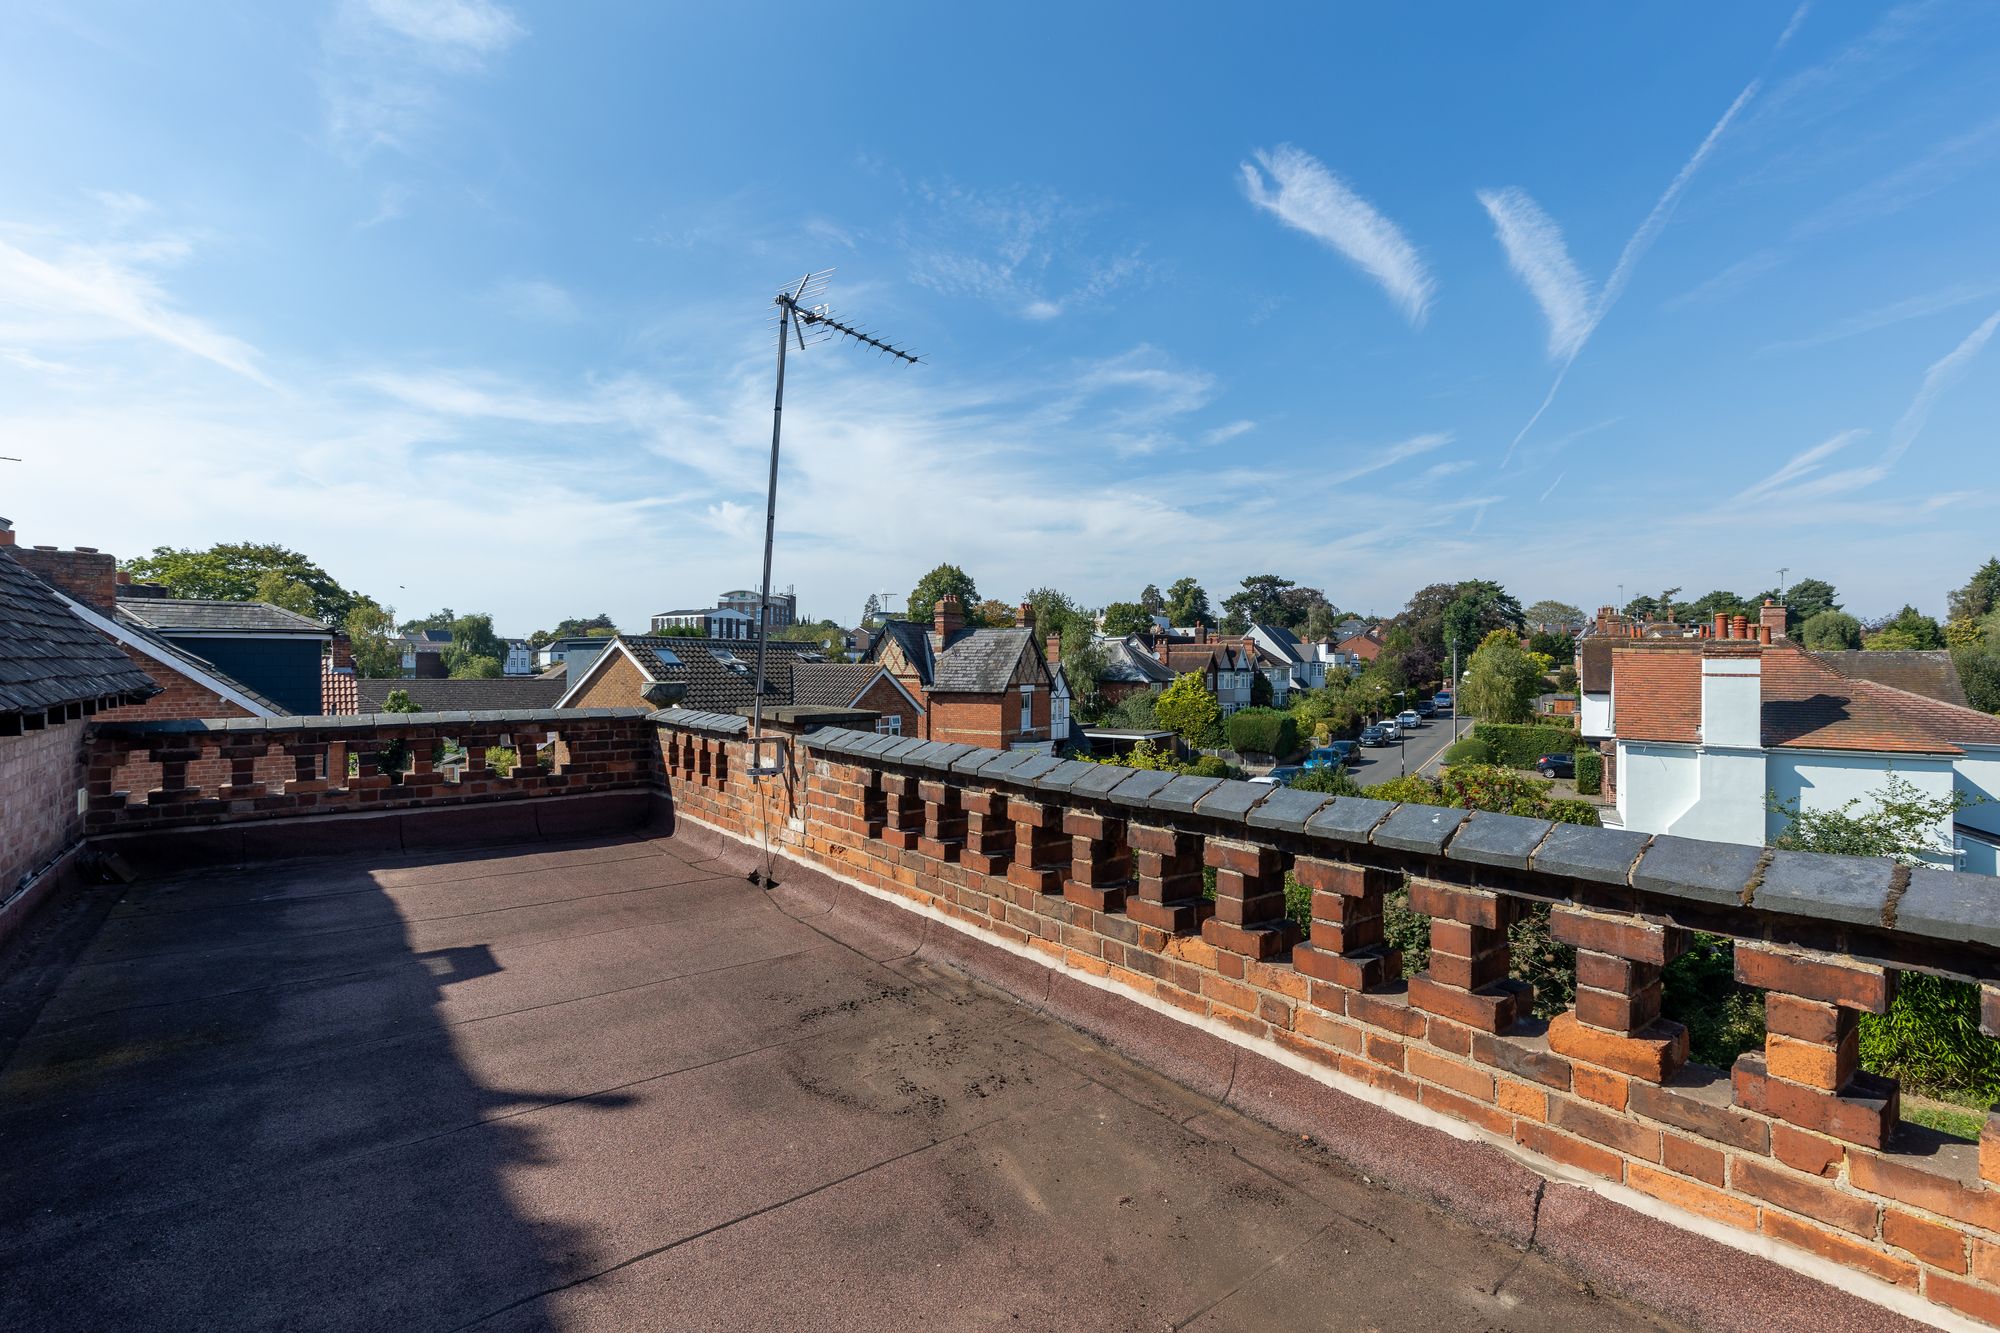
[11,546,117,614]
[0,719,88,894]
[929,688,1049,749]
[94,642,256,723]
[563,651,651,710]
[854,675,919,736]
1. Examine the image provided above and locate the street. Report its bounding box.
[1343,709,1464,783]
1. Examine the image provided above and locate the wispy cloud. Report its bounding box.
[1325,432,1452,485]
[1241,145,1435,326]
[1792,114,2000,239]
[1476,188,1594,361]
[0,232,271,386]
[490,277,579,324]
[904,180,1148,321]
[1538,471,1567,502]
[1422,459,1476,482]
[1203,420,1256,446]
[1667,249,1786,309]
[1758,282,1995,354]
[355,0,523,65]
[322,0,525,156]
[1883,309,2000,467]
[1777,3,1812,51]
[1733,429,1863,503]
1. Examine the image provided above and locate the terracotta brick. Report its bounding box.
[1203,974,1259,1014]
[1292,858,1391,897]
[1926,1271,2000,1326]
[1735,944,1894,1015]
[1470,1032,1573,1091]
[1516,1121,1623,1182]
[1732,1055,1897,1150]
[1972,1237,2000,1285]
[1408,879,1505,929]
[1883,1208,1967,1274]
[1426,1017,1471,1056]
[1550,906,1682,966]
[1627,1080,1770,1155]
[1732,1157,1878,1237]
[1760,1211,1918,1289]
[1421,1084,1513,1136]
[1767,1031,1857,1092]
[1365,1033,1406,1070]
[1408,975,1526,1034]
[1847,1151,2000,1233]
[1546,1011,1687,1083]
[1550,1096,1660,1161]
[1295,1008,1360,1054]
[1574,1065,1629,1111]
[1662,1134,1725,1188]
[1764,993,1849,1045]
[1497,1079,1548,1122]
[1408,1047,1495,1102]
[1346,989,1428,1038]
[1771,1124,1844,1179]
[1984,1114,2000,1187]
[1626,1162,1758,1231]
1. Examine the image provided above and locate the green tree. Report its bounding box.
[1948,558,2000,624]
[655,624,704,638]
[253,569,317,617]
[382,688,420,713]
[1402,579,1523,687]
[1460,629,1539,724]
[1524,599,1583,628]
[1101,602,1152,637]
[1759,578,1839,630]
[774,620,848,655]
[908,564,981,626]
[407,611,506,677]
[449,654,503,679]
[125,541,358,624]
[1139,583,1165,615]
[1866,605,1945,651]
[1799,610,1863,650]
[1221,574,1298,633]
[1682,590,1753,624]
[1769,772,1976,865]
[1163,576,1211,628]
[343,597,401,678]
[1154,672,1224,748]
[530,614,618,647]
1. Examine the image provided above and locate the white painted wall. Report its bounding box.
[1580,692,1612,741]
[1616,741,1700,833]
[1700,655,1761,748]
[1956,746,2000,840]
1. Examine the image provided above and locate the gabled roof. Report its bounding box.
[355,677,566,713]
[1098,636,1175,685]
[322,665,359,715]
[866,619,937,684]
[0,547,158,717]
[1808,650,1970,709]
[58,588,288,716]
[1247,622,1306,664]
[118,598,329,637]
[932,625,1045,694]
[558,635,816,712]
[1162,641,1253,675]
[791,661,890,708]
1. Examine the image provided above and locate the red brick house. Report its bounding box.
[866,596,1058,751]
[792,661,924,737]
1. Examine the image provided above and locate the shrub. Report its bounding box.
[1155,673,1224,748]
[1471,722,1582,769]
[1543,798,1602,827]
[1291,765,1361,796]
[1363,774,1444,804]
[1226,707,1298,758]
[1441,737,1494,767]
[1574,748,1603,795]
[1662,935,1766,1069]
[1860,974,2000,1103]
[1187,754,1240,780]
[1437,763,1552,814]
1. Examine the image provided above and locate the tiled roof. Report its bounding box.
[932,626,1040,694]
[0,547,159,716]
[1611,645,1703,743]
[355,677,567,713]
[791,661,886,708]
[1613,643,2000,754]
[588,635,816,712]
[1162,642,1251,675]
[322,664,360,715]
[1808,650,1970,709]
[118,598,329,636]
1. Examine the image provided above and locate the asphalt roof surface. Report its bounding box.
[0,832,1685,1332]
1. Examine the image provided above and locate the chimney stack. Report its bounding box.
[0,516,12,547]
[331,633,355,670]
[932,594,964,643]
[1700,642,1763,749]
[1046,632,1061,666]
[1760,599,1788,642]
[11,536,120,614]
[1015,601,1035,632]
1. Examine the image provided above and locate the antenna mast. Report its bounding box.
[749,271,920,777]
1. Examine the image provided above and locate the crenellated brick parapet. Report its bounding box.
[650,715,2000,1329]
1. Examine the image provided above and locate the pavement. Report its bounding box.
[0,830,1688,1333]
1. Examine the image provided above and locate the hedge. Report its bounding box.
[1226,707,1299,758]
[1442,737,1494,767]
[1472,721,1582,769]
[1574,748,1603,795]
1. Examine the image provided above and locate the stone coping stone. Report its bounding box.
[878,737,932,762]
[1304,797,1396,845]
[1146,775,1223,815]
[1754,850,1894,927]
[1105,769,1177,811]
[975,749,1040,780]
[803,729,866,757]
[847,732,904,757]
[1029,759,1100,793]
[1068,763,1140,798]
[1632,836,1764,908]
[1373,803,1469,855]
[1533,824,1651,886]
[1007,753,1063,786]
[1246,786,1332,833]
[1197,779,1271,822]
[1445,811,1554,871]
[1898,867,2000,948]
[950,746,1014,776]
[99,706,650,737]
[919,741,977,770]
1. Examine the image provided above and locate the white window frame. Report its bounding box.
[875,714,901,735]
[1019,685,1034,731]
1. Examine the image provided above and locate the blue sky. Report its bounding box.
[2,2,1997,633]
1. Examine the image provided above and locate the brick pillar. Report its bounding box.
[1406,879,1529,1033]
[1062,809,1131,911]
[219,744,262,800]
[148,745,194,804]
[512,730,541,779]
[1006,796,1067,893]
[696,739,714,786]
[1290,859,1401,991]
[1731,943,1898,1149]
[1546,906,1690,1082]
[916,779,964,861]
[1126,823,1209,933]
[958,788,1012,873]
[1201,839,1300,960]
[879,772,923,849]
[711,738,729,789]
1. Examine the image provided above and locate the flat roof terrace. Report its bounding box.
[0,828,1684,1332]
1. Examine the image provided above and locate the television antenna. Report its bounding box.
[748,270,919,778]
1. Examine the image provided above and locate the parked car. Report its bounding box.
[1536,753,1576,779]
[1253,765,1305,787]
[1377,718,1401,740]
[1327,739,1357,764]
[1414,700,1437,718]
[1359,725,1392,747]
[1302,747,1348,770]
[1432,692,1453,711]
[1397,709,1422,731]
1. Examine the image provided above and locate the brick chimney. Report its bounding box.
[1595,605,1616,635]
[13,538,119,614]
[932,593,964,651]
[1760,599,1788,642]
[1046,632,1061,665]
[0,516,13,547]
[331,633,355,669]
[1015,601,1035,632]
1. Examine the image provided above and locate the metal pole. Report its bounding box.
[750,302,789,766]
[1450,639,1459,745]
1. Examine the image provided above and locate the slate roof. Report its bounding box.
[932,626,1040,693]
[1099,636,1174,685]
[791,661,888,708]
[1249,623,1306,664]
[1809,650,1970,709]
[866,619,937,684]
[1162,641,1254,676]
[1577,637,1615,693]
[354,677,566,713]
[0,547,158,716]
[116,619,291,715]
[117,598,329,636]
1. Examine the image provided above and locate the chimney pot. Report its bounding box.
[1759,599,1789,642]
[1714,613,1730,640]
[1759,624,1772,644]
[1732,614,1749,641]
[1016,601,1034,631]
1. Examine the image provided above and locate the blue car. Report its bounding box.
[1254,765,1305,787]
[1302,746,1349,770]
